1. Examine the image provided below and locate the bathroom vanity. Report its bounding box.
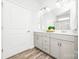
[34,32,78,59]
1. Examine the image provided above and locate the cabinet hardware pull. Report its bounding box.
[60,43,61,47]
[58,43,61,47]
[58,43,59,46]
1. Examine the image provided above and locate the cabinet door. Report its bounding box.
[42,36,50,53]
[50,38,60,59]
[37,36,43,50]
[34,33,38,47]
[61,41,74,59]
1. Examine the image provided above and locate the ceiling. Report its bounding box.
[6,0,56,11]
[37,0,56,10]
[5,0,41,11]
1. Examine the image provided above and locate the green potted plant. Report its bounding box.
[47,25,55,32]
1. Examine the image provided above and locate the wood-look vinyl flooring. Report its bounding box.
[7,48,55,59]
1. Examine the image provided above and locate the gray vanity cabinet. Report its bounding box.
[34,32,78,59]
[34,32,50,53]
[50,34,74,59]
[50,38,74,59]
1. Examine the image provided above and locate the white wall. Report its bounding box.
[2,1,34,59]
[70,1,77,31]
[30,11,41,32]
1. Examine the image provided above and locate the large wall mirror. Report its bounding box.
[55,10,70,30]
[39,0,77,32]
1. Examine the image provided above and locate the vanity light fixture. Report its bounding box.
[39,7,51,16]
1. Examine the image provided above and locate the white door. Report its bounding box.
[2,1,33,59]
[61,41,74,59]
[50,38,60,59]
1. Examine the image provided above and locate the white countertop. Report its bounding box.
[50,31,78,36]
[34,30,78,36]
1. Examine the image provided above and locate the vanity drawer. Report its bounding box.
[50,33,74,42]
[37,32,49,37]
